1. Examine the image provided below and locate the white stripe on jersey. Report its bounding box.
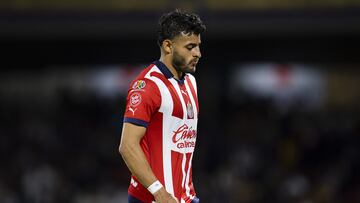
[181,153,187,189]
[169,78,188,120]
[145,68,175,196]
[184,153,194,199]
[161,112,175,195]
[184,78,198,120]
[144,65,161,82]
[187,74,197,95]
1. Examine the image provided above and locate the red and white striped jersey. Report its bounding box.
[123,60,199,203]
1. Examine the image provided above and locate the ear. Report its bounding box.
[162,39,173,54]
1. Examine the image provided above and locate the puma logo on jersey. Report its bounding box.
[128,107,137,115]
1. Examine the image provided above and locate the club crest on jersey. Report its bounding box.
[187,102,194,119]
[130,92,142,107]
[132,80,146,90]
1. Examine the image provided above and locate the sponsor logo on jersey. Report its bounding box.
[130,92,142,107]
[172,124,197,149]
[132,80,146,90]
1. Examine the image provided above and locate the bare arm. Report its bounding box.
[119,122,178,203]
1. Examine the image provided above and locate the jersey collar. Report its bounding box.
[153,60,186,84]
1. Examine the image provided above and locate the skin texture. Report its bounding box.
[119,33,202,203]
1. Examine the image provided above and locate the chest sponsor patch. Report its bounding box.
[172,124,197,149]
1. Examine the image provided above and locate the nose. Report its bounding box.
[193,46,201,59]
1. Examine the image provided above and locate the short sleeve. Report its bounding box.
[123,78,161,128]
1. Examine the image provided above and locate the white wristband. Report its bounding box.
[147,180,163,194]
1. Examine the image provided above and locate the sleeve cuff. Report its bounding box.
[123,117,149,128]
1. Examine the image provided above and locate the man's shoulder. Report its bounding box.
[133,63,157,80]
[128,63,161,92]
[129,77,158,92]
[133,62,171,83]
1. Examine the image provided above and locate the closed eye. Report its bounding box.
[185,43,197,50]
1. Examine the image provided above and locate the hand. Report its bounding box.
[153,187,179,203]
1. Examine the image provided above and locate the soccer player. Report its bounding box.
[119,9,206,203]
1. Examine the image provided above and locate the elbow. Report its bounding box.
[118,143,126,156]
[119,142,131,157]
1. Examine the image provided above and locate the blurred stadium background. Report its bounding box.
[1,0,360,203]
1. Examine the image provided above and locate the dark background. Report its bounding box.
[1,2,360,203]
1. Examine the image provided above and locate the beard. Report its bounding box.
[172,50,196,74]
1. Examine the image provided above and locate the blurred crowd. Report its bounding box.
[1,68,360,203]
[0,90,130,203]
[198,98,360,203]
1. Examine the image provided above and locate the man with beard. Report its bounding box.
[119,9,206,203]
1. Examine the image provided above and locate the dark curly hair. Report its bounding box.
[157,9,206,47]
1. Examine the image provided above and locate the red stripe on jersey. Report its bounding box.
[181,153,193,202]
[147,112,165,187]
[171,151,184,200]
[185,76,199,112]
[189,167,196,199]
[150,72,184,119]
[184,153,192,185]
[184,153,192,196]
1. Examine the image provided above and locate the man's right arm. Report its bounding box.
[119,122,178,203]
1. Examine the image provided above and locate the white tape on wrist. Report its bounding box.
[147,180,163,194]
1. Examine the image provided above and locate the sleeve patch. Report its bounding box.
[132,80,146,90]
[130,92,142,107]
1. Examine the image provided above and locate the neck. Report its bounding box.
[159,56,182,80]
